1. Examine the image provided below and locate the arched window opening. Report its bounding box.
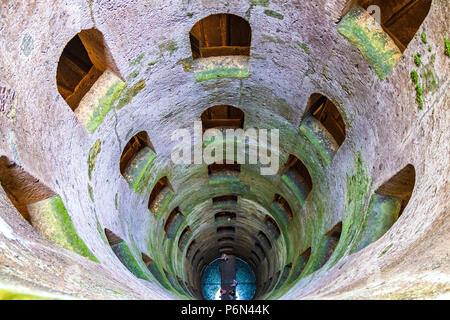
[318,222,342,268]
[218,237,234,243]
[120,131,155,176]
[275,263,292,290]
[257,231,273,249]
[56,28,121,111]
[212,195,238,206]
[254,242,266,259]
[250,250,261,264]
[105,228,123,246]
[353,165,416,252]
[219,247,234,254]
[214,211,237,222]
[375,164,415,217]
[178,226,192,250]
[148,177,174,214]
[217,226,236,234]
[0,156,55,224]
[164,207,184,239]
[305,94,346,147]
[264,215,281,239]
[201,105,245,132]
[356,0,432,52]
[290,248,311,282]
[189,14,251,59]
[272,194,294,222]
[208,162,241,176]
[282,155,313,203]
[186,240,197,259]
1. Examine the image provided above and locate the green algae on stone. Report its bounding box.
[298,42,312,55]
[421,32,428,44]
[250,0,270,6]
[209,171,240,185]
[299,116,339,166]
[27,196,98,262]
[281,171,309,207]
[414,53,422,67]
[0,289,51,300]
[123,147,157,193]
[88,184,94,202]
[177,58,194,72]
[111,241,150,281]
[129,53,144,66]
[264,10,284,20]
[116,79,146,110]
[84,79,126,133]
[337,7,402,80]
[352,194,401,253]
[194,55,250,82]
[444,37,450,56]
[87,139,101,180]
[411,70,424,110]
[159,40,178,54]
[149,187,175,219]
[196,67,250,82]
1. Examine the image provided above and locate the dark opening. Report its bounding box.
[120,131,155,176]
[178,226,191,249]
[104,228,123,246]
[283,155,313,192]
[306,94,346,147]
[189,14,251,59]
[375,164,415,217]
[164,207,183,238]
[273,194,294,221]
[56,29,118,111]
[208,162,241,175]
[0,156,56,224]
[201,105,245,132]
[217,226,236,234]
[264,215,281,239]
[257,231,273,249]
[186,240,197,259]
[213,195,238,205]
[357,0,432,52]
[148,177,174,214]
[218,237,235,243]
[214,211,237,222]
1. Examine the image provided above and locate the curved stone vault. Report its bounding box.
[0,0,449,300]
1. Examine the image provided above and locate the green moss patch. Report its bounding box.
[27,196,98,262]
[337,7,402,80]
[0,289,51,300]
[85,80,126,133]
[87,139,101,180]
[195,67,250,82]
[299,116,338,166]
[264,10,284,20]
[111,242,150,281]
[123,147,156,193]
[116,79,146,110]
[352,194,401,253]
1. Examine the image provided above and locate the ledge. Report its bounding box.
[337,6,402,80]
[123,147,157,193]
[110,241,150,281]
[281,170,311,206]
[74,70,126,134]
[352,193,401,253]
[194,55,250,82]
[299,116,339,166]
[27,196,98,262]
[149,187,175,219]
